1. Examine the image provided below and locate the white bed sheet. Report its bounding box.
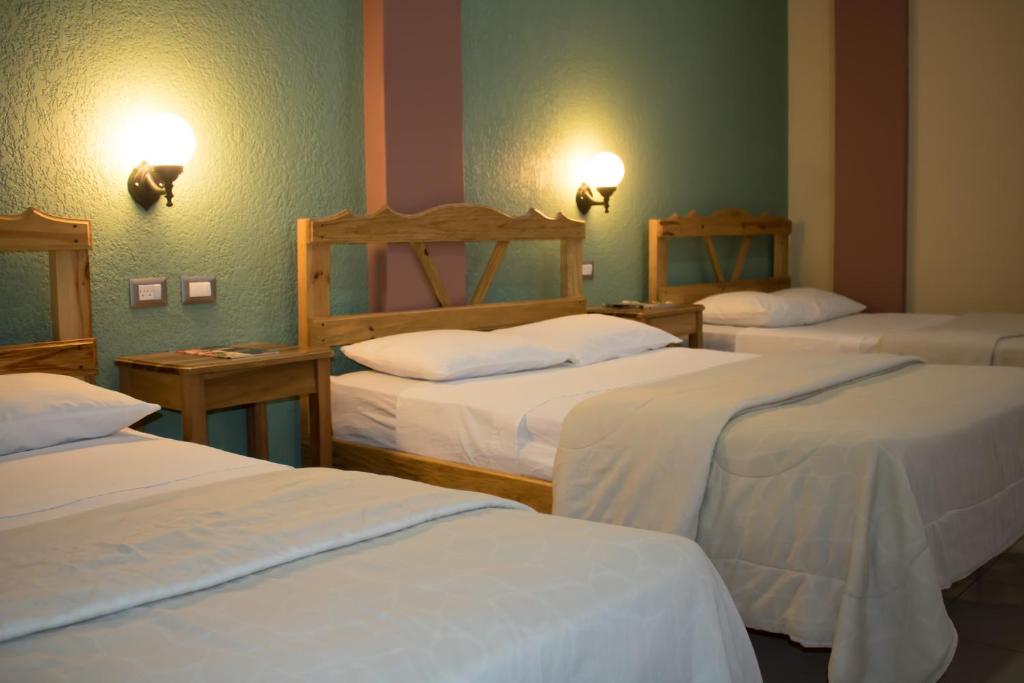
[0,429,286,530]
[0,411,761,682]
[332,347,752,480]
[704,312,955,353]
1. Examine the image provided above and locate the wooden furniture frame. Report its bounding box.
[116,344,333,466]
[588,303,704,348]
[0,208,96,380]
[648,208,791,304]
[298,203,587,512]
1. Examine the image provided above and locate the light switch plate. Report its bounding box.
[181,275,217,304]
[582,261,595,279]
[129,277,168,309]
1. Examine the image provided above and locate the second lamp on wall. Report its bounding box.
[576,152,624,214]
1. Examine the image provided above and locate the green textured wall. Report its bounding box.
[0,0,365,465]
[462,0,788,303]
[2,0,786,463]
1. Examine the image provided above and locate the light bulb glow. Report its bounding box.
[133,113,195,166]
[587,152,624,188]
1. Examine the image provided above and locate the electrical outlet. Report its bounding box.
[129,277,168,309]
[582,261,595,279]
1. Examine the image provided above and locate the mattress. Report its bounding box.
[0,419,760,682]
[331,347,752,480]
[703,312,955,353]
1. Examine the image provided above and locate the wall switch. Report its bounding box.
[129,277,168,309]
[181,276,217,304]
[581,261,595,279]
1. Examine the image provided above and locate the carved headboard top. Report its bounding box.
[297,203,587,348]
[648,208,791,304]
[0,208,97,380]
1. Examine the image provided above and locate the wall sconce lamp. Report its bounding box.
[127,113,196,209]
[576,151,625,214]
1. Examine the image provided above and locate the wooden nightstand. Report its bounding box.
[116,344,333,467]
[589,303,704,348]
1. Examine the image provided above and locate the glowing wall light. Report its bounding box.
[126,113,196,209]
[575,151,625,214]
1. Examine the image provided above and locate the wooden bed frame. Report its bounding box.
[297,203,587,512]
[0,208,96,380]
[648,208,792,304]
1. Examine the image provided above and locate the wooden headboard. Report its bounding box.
[0,208,97,380]
[297,203,586,348]
[648,208,791,304]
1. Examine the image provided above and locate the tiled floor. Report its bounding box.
[751,537,1024,682]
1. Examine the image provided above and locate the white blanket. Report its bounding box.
[705,312,1024,367]
[392,348,748,477]
[877,312,1024,366]
[0,442,762,683]
[552,354,920,539]
[549,354,1024,682]
[0,429,285,529]
[704,313,954,353]
[0,468,526,642]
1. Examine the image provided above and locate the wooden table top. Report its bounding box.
[115,343,333,375]
[588,303,703,319]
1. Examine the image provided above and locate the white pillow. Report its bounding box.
[341,329,570,381]
[493,314,680,366]
[775,288,865,323]
[696,291,804,327]
[0,373,160,456]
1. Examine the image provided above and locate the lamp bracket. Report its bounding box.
[128,163,184,209]
[576,183,617,214]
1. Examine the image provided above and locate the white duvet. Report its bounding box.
[0,431,760,683]
[332,347,751,479]
[704,312,955,353]
[333,347,1024,682]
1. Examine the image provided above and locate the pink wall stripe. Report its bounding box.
[364,0,466,312]
[834,0,908,312]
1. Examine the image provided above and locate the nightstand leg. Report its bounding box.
[308,357,332,468]
[118,366,134,396]
[181,376,209,444]
[246,403,269,459]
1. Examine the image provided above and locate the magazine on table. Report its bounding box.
[604,300,678,310]
[178,346,280,359]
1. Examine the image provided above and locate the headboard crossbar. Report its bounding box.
[298,204,586,348]
[648,208,791,304]
[0,208,96,380]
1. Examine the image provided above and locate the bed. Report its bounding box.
[300,204,1024,682]
[0,208,760,683]
[647,208,1024,366]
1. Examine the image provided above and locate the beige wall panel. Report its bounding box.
[908,0,1024,313]
[788,0,835,290]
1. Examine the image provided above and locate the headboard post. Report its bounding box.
[49,250,92,340]
[648,219,667,303]
[773,232,789,280]
[559,237,583,298]
[297,218,331,348]
[647,208,792,304]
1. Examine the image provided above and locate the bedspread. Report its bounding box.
[1,468,524,642]
[553,353,918,538]
[554,354,1024,682]
[0,466,761,682]
[877,312,1024,366]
